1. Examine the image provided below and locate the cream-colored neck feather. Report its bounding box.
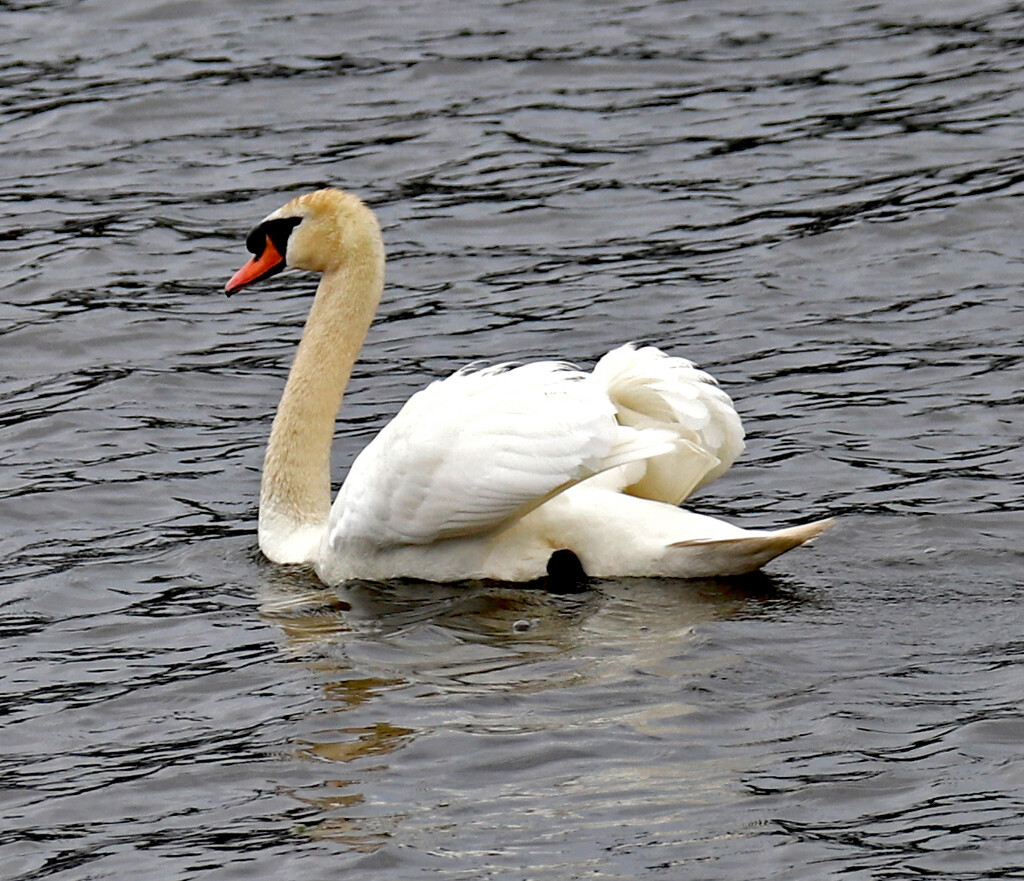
[258,194,385,564]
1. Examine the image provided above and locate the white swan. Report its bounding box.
[225,188,832,584]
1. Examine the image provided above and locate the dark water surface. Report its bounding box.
[3,1,1023,878]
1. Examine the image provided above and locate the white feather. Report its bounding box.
[326,361,674,551]
[592,343,745,504]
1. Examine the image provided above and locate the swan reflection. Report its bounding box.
[258,569,803,850]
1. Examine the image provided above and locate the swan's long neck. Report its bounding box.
[258,235,384,564]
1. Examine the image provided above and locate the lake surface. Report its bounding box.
[2,1,1023,878]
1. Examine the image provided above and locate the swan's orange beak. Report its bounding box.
[225,235,286,295]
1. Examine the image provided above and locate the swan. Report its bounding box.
[225,188,832,584]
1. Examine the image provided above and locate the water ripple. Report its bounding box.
[2,0,1023,878]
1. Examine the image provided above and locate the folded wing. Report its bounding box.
[327,361,675,548]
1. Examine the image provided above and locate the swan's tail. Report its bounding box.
[666,517,835,577]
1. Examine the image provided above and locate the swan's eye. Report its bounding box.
[246,216,302,258]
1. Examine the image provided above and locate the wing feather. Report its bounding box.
[327,361,673,548]
[592,343,745,504]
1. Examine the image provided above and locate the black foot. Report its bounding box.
[544,549,590,593]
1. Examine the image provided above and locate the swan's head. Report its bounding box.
[225,188,382,294]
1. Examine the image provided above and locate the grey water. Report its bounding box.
[2,0,1023,878]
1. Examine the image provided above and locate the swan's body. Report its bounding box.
[226,188,831,584]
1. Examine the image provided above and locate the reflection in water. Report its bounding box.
[258,569,804,850]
